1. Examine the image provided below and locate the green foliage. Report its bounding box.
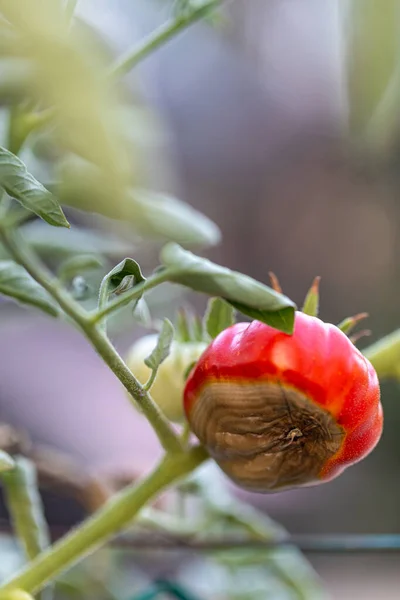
[98,258,146,320]
[0,2,321,599]
[20,221,133,260]
[0,450,14,472]
[57,161,221,246]
[1,458,50,561]
[0,147,68,227]
[0,259,58,315]
[204,297,235,339]
[344,0,400,151]
[144,318,174,371]
[160,244,296,333]
[57,254,105,282]
[301,277,320,318]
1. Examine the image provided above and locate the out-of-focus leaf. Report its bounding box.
[58,254,104,281]
[20,221,134,259]
[345,0,400,149]
[1,457,52,600]
[160,244,296,334]
[57,157,220,247]
[204,297,235,339]
[0,260,58,316]
[127,190,221,247]
[0,147,69,227]
[0,450,14,472]
[1,457,50,560]
[0,59,35,105]
[144,318,174,371]
[0,0,130,195]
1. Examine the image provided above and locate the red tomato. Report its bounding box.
[184,312,383,493]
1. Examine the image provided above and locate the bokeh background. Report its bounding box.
[1,1,400,598]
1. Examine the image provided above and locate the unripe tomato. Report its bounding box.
[184,312,383,492]
[126,335,207,422]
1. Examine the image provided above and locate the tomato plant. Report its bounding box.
[184,311,383,492]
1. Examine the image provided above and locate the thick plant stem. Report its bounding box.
[363,329,400,380]
[109,0,221,77]
[1,447,208,595]
[0,227,182,454]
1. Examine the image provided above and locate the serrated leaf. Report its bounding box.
[0,260,58,316]
[144,318,174,372]
[0,450,15,472]
[204,297,235,339]
[0,147,69,228]
[160,244,296,334]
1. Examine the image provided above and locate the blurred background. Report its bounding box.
[1,1,400,598]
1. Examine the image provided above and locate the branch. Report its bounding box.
[109,0,222,78]
[0,226,182,454]
[1,448,208,595]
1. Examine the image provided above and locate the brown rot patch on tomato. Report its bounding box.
[189,381,345,492]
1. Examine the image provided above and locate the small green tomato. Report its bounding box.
[125,335,207,422]
[0,591,35,600]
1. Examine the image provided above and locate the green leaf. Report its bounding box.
[0,260,58,316]
[98,257,146,316]
[301,276,320,317]
[144,318,174,371]
[345,0,400,143]
[58,254,104,282]
[128,190,221,248]
[175,308,191,343]
[191,315,204,342]
[20,221,134,259]
[0,450,15,472]
[0,147,69,228]
[160,244,296,334]
[204,297,235,339]
[57,157,220,248]
[106,258,146,293]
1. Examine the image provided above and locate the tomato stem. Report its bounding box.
[0,226,182,454]
[0,448,208,595]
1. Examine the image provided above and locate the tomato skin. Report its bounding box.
[184,312,383,490]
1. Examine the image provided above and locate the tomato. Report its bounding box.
[184,311,383,492]
[126,335,207,422]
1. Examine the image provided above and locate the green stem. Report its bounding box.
[2,458,53,600]
[143,368,158,392]
[363,329,400,380]
[0,227,182,454]
[109,0,221,78]
[2,458,50,561]
[1,447,208,595]
[82,324,183,453]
